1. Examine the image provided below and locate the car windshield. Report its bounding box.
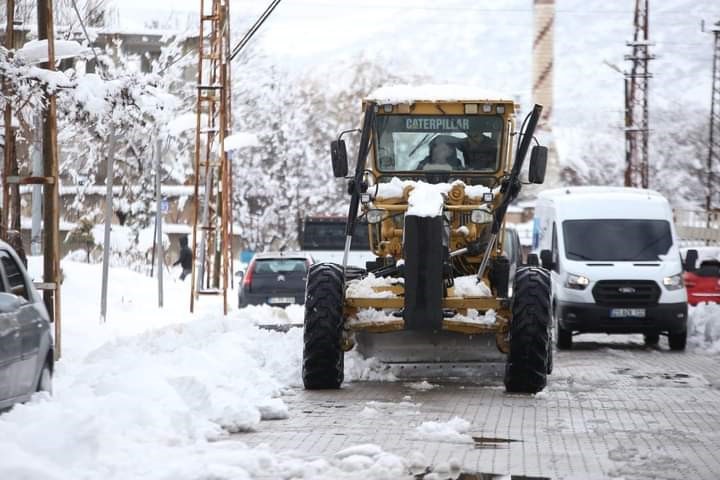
[374,114,503,172]
[254,259,307,274]
[563,219,673,261]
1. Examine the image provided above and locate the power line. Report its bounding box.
[230,0,283,61]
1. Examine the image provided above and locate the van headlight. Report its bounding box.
[565,273,590,290]
[663,273,684,290]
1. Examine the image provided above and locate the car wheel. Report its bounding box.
[668,330,687,351]
[643,332,660,346]
[36,359,52,394]
[557,325,572,350]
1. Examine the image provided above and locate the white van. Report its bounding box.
[533,187,688,350]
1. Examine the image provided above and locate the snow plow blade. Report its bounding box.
[355,330,506,379]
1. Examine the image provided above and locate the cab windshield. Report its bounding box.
[374,114,503,173]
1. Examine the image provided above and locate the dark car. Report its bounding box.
[0,242,53,411]
[238,252,313,308]
[684,259,720,306]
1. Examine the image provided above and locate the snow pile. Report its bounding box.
[375,176,412,200]
[333,444,407,477]
[688,303,720,354]
[453,275,492,297]
[346,273,403,298]
[367,84,510,104]
[17,39,87,64]
[406,182,453,217]
[413,416,473,444]
[405,381,439,391]
[352,308,394,325]
[464,184,495,199]
[344,350,398,382]
[0,259,322,479]
[451,308,496,326]
[91,224,135,253]
[240,304,305,329]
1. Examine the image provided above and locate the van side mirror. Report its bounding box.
[528,146,548,184]
[526,253,539,267]
[540,249,554,270]
[330,140,348,178]
[684,249,698,273]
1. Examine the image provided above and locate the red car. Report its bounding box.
[684,259,720,306]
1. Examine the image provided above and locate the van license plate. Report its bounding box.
[269,297,294,304]
[610,308,646,318]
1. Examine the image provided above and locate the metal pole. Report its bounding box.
[155,139,163,307]
[31,115,43,255]
[100,135,116,323]
[707,22,720,213]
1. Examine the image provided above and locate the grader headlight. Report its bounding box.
[367,209,386,224]
[471,208,493,224]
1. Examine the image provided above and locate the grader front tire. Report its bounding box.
[504,267,552,394]
[302,263,345,390]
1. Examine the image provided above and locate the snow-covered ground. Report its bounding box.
[0,258,404,479]
[1,257,719,479]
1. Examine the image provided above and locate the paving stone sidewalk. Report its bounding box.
[237,335,720,479]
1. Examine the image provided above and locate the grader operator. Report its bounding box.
[303,86,552,394]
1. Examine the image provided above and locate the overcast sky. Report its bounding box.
[110,0,720,127]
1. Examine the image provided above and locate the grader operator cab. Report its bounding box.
[303,86,552,394]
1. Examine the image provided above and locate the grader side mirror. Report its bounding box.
[330,140,348,178]
[528,146,548,184]
[540,249,554,270]
[526,253,539,267]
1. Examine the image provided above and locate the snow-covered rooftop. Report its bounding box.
[366,85,513,104]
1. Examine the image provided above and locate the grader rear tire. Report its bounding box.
[504,267,551,394]
[302,263,345,389]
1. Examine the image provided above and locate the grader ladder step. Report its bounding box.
[197,84,223,90]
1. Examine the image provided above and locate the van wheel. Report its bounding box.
[557,325,572,350]
[36,358,52,394]
[302,263,345,389]
[668,330,687,351]
[504,267,551,394]
[643,332,660,346]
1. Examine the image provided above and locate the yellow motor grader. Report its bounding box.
[303,87,552,393]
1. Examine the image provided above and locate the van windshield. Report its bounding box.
[563,219,673,261]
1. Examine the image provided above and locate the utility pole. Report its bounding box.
[155,139,164,308]
[100,135,116,322]
[706,21,720,213]
[37,0,62,356]
[624,0,654,189]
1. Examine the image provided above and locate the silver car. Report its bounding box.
[0,241,53,411]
